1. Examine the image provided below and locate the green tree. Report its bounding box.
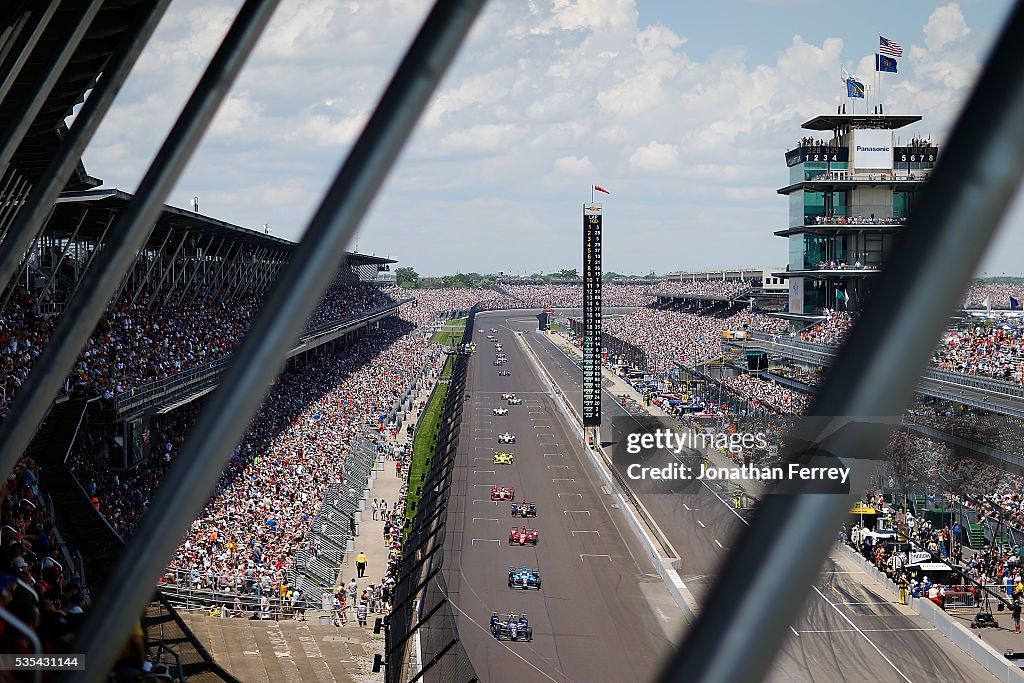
[395,266,419,288]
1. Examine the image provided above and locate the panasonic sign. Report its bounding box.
[852,129,894,170]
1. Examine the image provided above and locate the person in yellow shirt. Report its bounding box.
[356,551,368,578]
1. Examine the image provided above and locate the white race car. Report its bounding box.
[490,328,497,333]
[478,329,484,333]
[493,408,509,416]
[507,397,522,406]
[501,393,516,401]
[498,432,516,444]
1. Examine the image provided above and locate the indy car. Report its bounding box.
[508,527,540,545]
[507,397,522,405]
[491,486,515,501]
[493,359,505,366]
[501,393,516,401]
[490,612,532,641]
[490,328,497,333]
[508,566,542,590]
[478,329,484,333]
[494,451,515,465]
[498,432,516,444]
[493,407,508,416]
[511,501,537,518]
[498,370,510,376]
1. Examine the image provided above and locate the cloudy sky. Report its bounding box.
[81,0,1022,276]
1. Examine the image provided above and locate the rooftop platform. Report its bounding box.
[801,114,922,131]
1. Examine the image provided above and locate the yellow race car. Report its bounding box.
[493,452,515,465]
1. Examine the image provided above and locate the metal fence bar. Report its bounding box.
[0,0,171,293]
[0,2,59,106]
[63,2,483,680]
[659,3,1024,682]
[0,0,104,180]
[0,0,284,490]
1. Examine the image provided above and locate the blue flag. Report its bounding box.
[876,54,897,73]
[847,78,865,98]
[1011,296,1021,310]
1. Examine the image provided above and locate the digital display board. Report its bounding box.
[785,146,849,167]
[583,203,602,426]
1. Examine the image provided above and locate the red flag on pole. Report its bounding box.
[594,185,611,195]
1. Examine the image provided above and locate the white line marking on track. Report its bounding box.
[714,539,723,549]
[697,520,705,528]
[471,500,499,505]
[471,539,501,544]
[797,628,937,634]
[475,470,495,474]
[580,554,612,561]
[472,518,499,523]
[558,493,583,497]
[571,530,600,536]
[790,626,800,638]
[564,510,591,516]
[682,503,691,511]
[552,478,576,482]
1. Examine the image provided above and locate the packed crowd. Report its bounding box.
[0,457,88,658]
[500,284,654,308]
[932,321,1024,383]
[601,309,787,372]
[651,280,750,299]
[811,215,903,225]
[718,374,811,415]
[770,364,824,387]
[798,311,856,347]
[67,313,437,600]
[403,289,520,326]
[1,281,402,418]
[961,284,1024,309]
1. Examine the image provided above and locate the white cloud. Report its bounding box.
[554,155,596,175]
[924,3,971,52]
[81,0,1011,274]
[629,141,678,172]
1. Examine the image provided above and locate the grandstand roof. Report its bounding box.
[801,114,922,131]
[0,1,154,190]
[54,188,397,264]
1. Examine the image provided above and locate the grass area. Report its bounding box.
[404,354,456,535]
[430,317,467,345]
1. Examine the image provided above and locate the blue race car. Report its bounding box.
[508,566,542,590]
[490,612,533,641]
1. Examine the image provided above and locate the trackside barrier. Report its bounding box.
[385,306,479,683]
[835,543,1024,682]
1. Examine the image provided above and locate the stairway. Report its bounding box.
[30,399,124,595]
[967,522,987,549]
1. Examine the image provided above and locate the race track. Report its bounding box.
[442,316,682,683]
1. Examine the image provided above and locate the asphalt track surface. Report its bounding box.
[501,310,997,683]
[442,318,683,683]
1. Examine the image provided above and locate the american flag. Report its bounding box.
[879,36,903,57]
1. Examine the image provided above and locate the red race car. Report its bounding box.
[508,527,540,545]
[491,486,516,501]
